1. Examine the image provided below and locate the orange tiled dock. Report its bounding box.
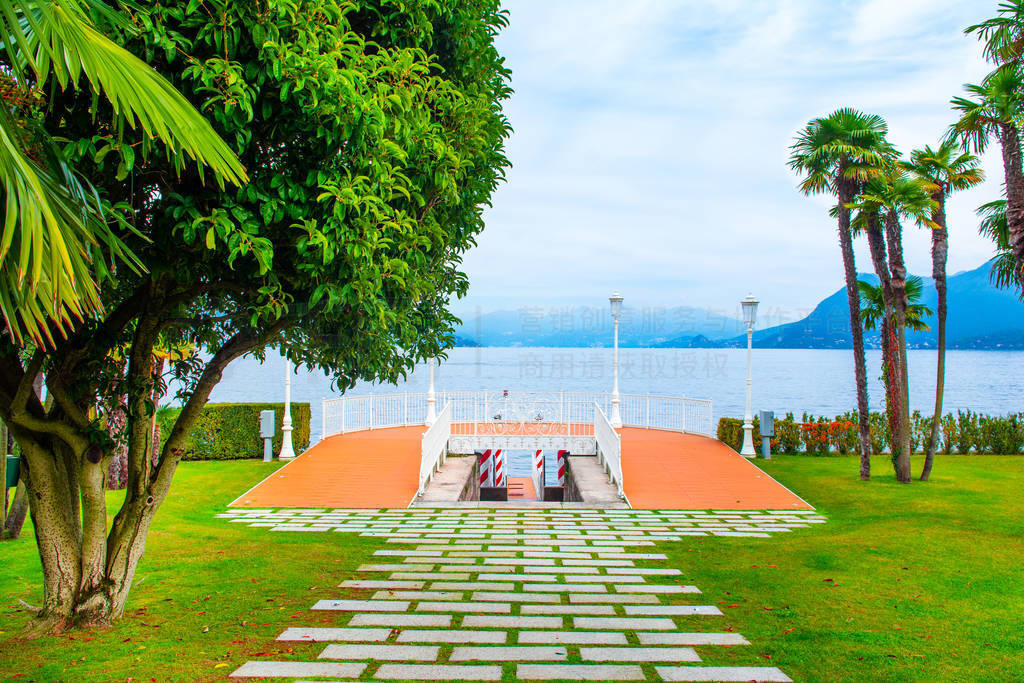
[231,425,811,510]
[620,428,811,509]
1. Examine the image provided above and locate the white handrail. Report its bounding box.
[321,390,713,440]
[594,402,624,498]
[419,402,452,493]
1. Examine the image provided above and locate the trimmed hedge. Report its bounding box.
[717,410,1024,455]
[157,403,311,461]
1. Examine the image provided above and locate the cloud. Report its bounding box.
[460,1,1006,316]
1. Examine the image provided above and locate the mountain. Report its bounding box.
[654,262,1024,350]
[454,305,746,348]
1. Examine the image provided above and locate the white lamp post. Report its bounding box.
[740,293,759,457]
[279,356,296,460]
[425,357,437,426]
[609,292,624,428]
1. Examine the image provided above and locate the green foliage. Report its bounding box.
[156,403,310,461]
[717,411,1024,455]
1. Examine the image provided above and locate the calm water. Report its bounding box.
[203,348,1024,443]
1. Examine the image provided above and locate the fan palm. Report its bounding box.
[949,66,1024,291]
[0,0,247,346]
[977,200,1019,290]
[966,0,1024,66]
[789,108,895,480]
[904,142,983,480]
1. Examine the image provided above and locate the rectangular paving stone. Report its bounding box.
[430,582,514,591]
[624,605,724,616]
[523,583,607,593]
[313,599,408,612]
[230,661,365,678]
[277,627,390,642]
[609,567,682,575]
[563,559,634,566]
[639,633,750,646]
[566,575,644,583]
[397,629,507,644]
[372,591,463,601]
[450,646,567,661]
[615,584,701,594]
[516,664,645,680]
[568,593,659,604]
[415,601,511,613]
[443,564,517,572]
[524,566,598,574]
[580,646,700,662]
[359,564,433,572]
[373,664,503,680]
[463,615,563,629]
[656,666,792,682]
[319,644,438,660]
[391,572,469,580]
[485,558,554,565]
[573,617,677,630]
[348,614,451,627]
[521,604,616,615]
[518,631,627,645]
[472,592,560,603]
[340,580,424,589]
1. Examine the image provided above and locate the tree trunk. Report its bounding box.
[922,195,947,481]
[864,220,901,457]
[4,481,29,539]
[885,213,913,482]
[837,179,872,479]
[998,123,1024,290]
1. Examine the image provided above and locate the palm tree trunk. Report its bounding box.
[884,214,913,482]
[998,123,1024,289]
[922,196,947,481]
[864,220,902,461]
[837,181,872,479]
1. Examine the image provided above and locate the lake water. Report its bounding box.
[203,347,1024,443]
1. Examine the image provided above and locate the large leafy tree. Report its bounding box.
[950,66,1024,291]
[903,143,982,481]
[789,108,894,481]
[1,0,510,633]
[0,0,246,346]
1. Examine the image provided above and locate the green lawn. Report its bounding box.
[1,456,1022,682]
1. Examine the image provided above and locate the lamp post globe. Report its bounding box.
[740,293,759,457]
[609,292,624,428]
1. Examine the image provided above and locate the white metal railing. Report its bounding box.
[594,402,624,497]
[419,403,452,492]
[320,390,713,440]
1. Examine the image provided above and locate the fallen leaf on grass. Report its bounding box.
[214,664,230,669]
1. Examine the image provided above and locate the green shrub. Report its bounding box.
[156,402,311,461]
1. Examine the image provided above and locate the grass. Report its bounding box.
[0,455,1022,681]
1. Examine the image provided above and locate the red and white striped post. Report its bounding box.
[479,449,493,488]
[494,448,505,487]
[557,449,568,487]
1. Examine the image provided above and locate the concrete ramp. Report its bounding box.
[620,428,812,510]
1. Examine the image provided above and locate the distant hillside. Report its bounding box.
[656,262,1024,350]
[454,305,746,347]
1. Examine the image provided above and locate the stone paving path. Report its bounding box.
[223,508,825,681]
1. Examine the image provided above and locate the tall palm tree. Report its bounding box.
[858,277,933,459]
[853,170,936,481]
[789,109,895,481]
[950,66,1024,292]
[977,200,1019,290]
[0,0,247,346]
[903,143,983,481]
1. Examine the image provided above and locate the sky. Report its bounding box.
[455,0,1005,328]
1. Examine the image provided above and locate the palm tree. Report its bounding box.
[0,0,247,346]
[859,277,932,460]
[950,66,1024,292]
[903,143,983,481]
[966,1,1024,66]
[852,170,936,481]
[789,108,894,481]
[977,200,1019,290]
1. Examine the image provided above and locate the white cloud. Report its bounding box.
[460,0,1006,316]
